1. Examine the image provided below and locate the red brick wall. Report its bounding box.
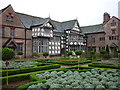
[87,32,105,52]
[104,17,120,52]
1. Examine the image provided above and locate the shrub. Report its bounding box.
[67,51,72,56]
[117,50,120,53]
[90,50,96,59]
[2,64,61,76]
[2,48,14,60]
[104,53,110,59]
[99,49,106,55]
[43,52,49,58]
[99,49,107,59]
[17,51,23,55]
[88,63,120,69]
[117,50,120,58]
[75,50,82,56]
[106,45,110,53]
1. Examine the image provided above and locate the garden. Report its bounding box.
[1,48,120,89]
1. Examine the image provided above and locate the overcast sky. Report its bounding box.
[0,0,120,26]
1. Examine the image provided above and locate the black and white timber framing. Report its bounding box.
[31,18,86,56]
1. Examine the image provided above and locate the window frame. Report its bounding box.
[10,27,15,37]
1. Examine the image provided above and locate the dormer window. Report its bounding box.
[6,13,14,22]
[111,20,116,26]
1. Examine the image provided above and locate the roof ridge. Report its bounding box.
[61,19,77,23]
[1,4,11,13]
[112,16,120,21]
[81,23,103,28]
[16,12,43,19]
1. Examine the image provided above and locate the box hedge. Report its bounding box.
[88,63,120,69]
[2,64,60,76]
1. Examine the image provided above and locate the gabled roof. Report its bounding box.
[0,4,11,14]
[110,43,118,48]
[62,19,77,30]
[2,37,17,48]
[16,12,43,29]
[51,20,63,32]
[17,12,79,33]
[112,16,120,21]
[52,19,78,33]
[81,24,104,34]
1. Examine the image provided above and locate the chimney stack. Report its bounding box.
[103,12,110,23]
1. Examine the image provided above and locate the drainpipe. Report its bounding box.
[24,28,26,58]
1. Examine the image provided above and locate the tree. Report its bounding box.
[99,49,106,60]
[43,52,49,58]
[75,50,82,70]
[117,50,120,59]
[106,45,109,53]
[2,48,14,60]
[90,50,95,59]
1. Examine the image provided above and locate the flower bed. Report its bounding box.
[27,69,119,89]
[1,61,38,69]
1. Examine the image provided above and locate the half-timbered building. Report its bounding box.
[1,5,119,58]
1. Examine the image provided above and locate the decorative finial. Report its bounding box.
[76,17,78,20]
[49,13,50,18]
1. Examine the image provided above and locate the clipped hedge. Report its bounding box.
[2,64,60,76]
[88,63,120,69]
[1,65,91,85]
[17,74,46,90]
[16,65,120,90]
[1,73,30,84]
[16,81,45,90]
[46,60,92,65]
[36,59,55,62]
[34,63,52,66]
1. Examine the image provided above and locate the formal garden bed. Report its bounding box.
[1,58,120,89]
[36,58,101,65]
[17,68,120,90]
[1,61,38,69]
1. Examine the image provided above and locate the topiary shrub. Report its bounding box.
[43,52,49,58]
[99,49,106,60]
[117,50,120,59]
[75,50,82,57]
[75,50,82,70]
[67,51,72,56]
[104,52,110,60]
[90,50,96,59]
[2,48,14,60]
[17,51,23,55]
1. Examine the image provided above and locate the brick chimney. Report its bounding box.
[103,12,110,23]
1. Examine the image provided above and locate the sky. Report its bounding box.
[0,0,120,26]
